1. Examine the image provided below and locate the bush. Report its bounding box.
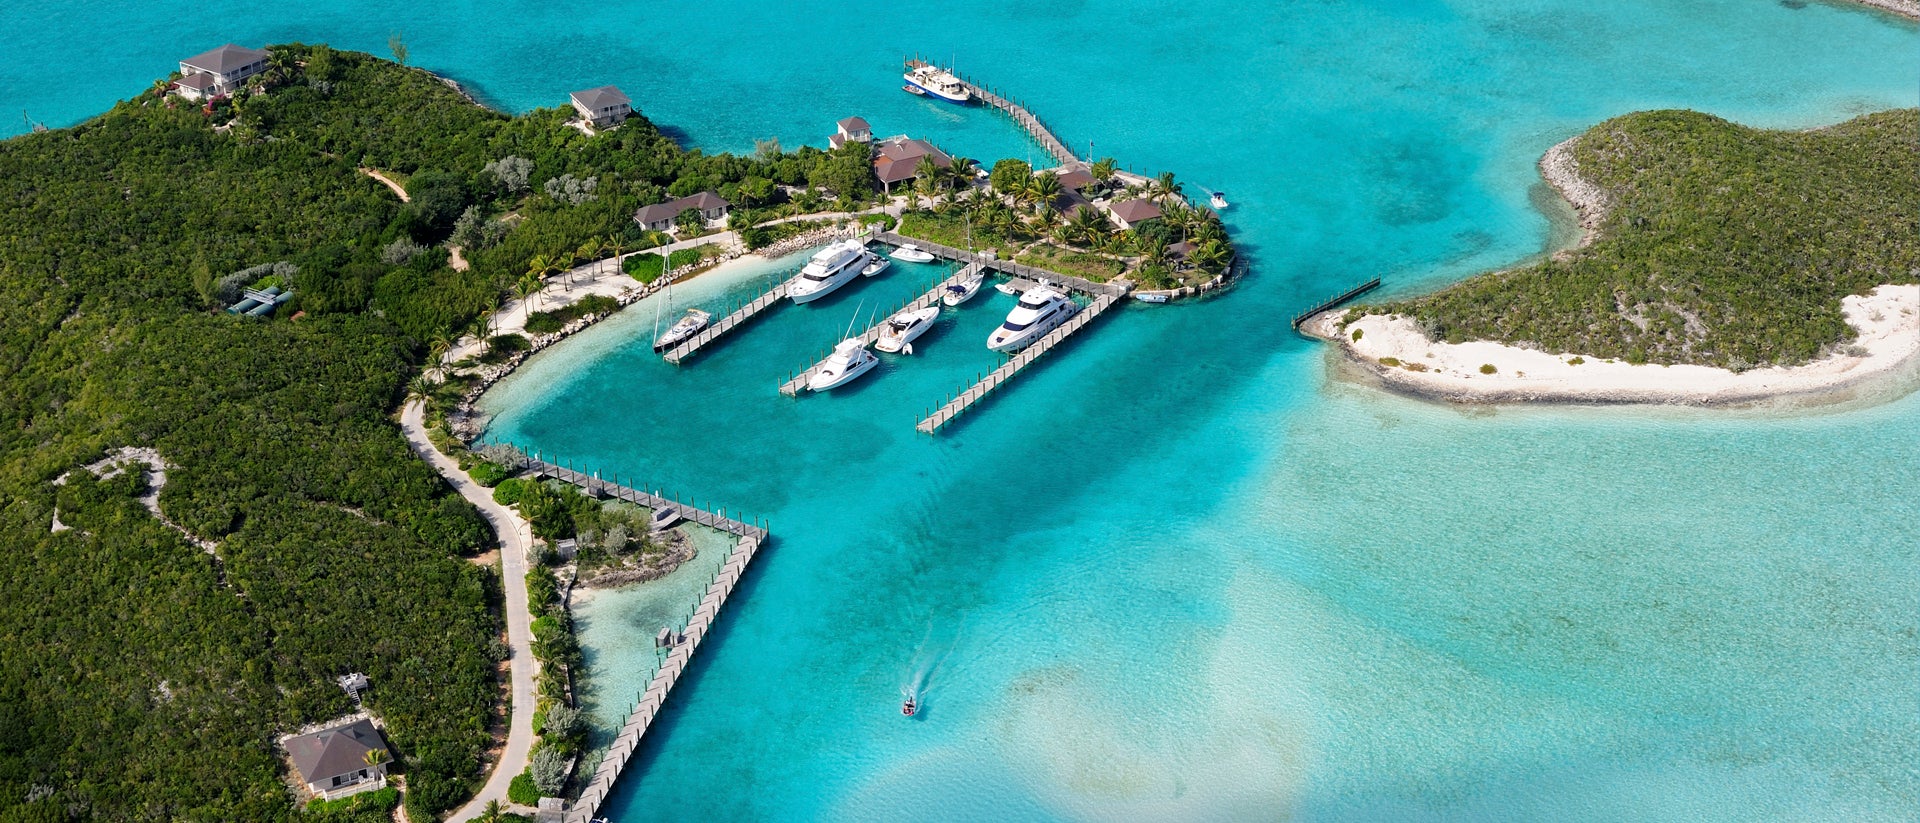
[1350,329,1364,341]
[467,462,509,488]
[306,786,399,817]
[492,477,530,506]
[508,771,541,806]
[623,253,665,283]
[1479,363,1497,374]
[488,333,530,354]
[523,311,565,335]
[530,747,570,795]
[1568,356,1585,366]
[1378,357,1401,367]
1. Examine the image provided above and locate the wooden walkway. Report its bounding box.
[661,277,796,365]
[871,231,1127,298]
[778,264,982,396]
[500,454,768,823]
[1290,277,1383,330]
[911,58,1078,166]
[916,292,1121,434]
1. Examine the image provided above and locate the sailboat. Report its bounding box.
[652,274,711,352]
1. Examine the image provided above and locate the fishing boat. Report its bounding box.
[1133,292,1171,304]
[987,287,1077,352]
[889,244,935,263]
[942,270,986,306]
[1209,190,1230,209]
[807,338,880,392]
[652,308,711,351]
[861,252,891,278]
[903,64,971,104]
[875,307,938,354]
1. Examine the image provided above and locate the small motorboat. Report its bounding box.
[807,338,880,392]
[1133,292,1171,304]
[942,271,986,307]
[1209,191,1230,210]
[652,308,711,351]
[994,281,1021,296]
[902,84,927,96]
[889,244,935,263]
[875,306,938,354]
[901,693,918,717]
[861,252,891,278]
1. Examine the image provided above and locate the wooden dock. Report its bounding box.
[778,264,982,396]
[661,277,795,365]
[1290,277,1383,330]
[916,291,1121,434]
[497,453,767,823]
[910,58,1078,167]
[871,231,1127,298]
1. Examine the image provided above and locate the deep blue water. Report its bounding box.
[10,0,1917,820]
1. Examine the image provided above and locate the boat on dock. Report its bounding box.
[875,307,939,354]
[987,286,1076,352]
[889,244,935,263]
[1133,292,1170,304]
[903,64,971,104]
[788,240,869,304]
[942,270,986,306]
[861,252,891,277]
[652,308,712,351]
[807,338,880,391]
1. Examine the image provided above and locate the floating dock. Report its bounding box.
[500,454,766,823]
[778,263,982,396]
[910,58,1078,166]
[1290,277,1383,330]
[917,291,1120,434]
[661,277,795,365]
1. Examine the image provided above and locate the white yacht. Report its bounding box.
[987,287,1076,352]
[994,280,1022,296]
[889,244,935,263]
[652,308,711,351]
[942,270,986,306]
[788,240,869,304]
[807,338,880,391]
[875,307,939,354]
[903,65,971,104]
[861,252,891,278]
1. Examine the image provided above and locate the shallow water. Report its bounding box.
[12,0,1917,819]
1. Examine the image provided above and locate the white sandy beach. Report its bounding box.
[1311,284,1920,405]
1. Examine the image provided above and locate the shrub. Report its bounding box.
[492,477,530,506]
[1351,328,1364,341]
[530,747,570,795]
[1568,356,1585,366]
[508,771,541,806]
[488,333,530,354]
[1479,363,1497,374]
[667,247,705,269]
[624,253,665,283]
[1378,357,1401,367]
[523,311,565,335]
[467,462,509,488]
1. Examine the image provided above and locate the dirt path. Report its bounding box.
[361,168,411,202]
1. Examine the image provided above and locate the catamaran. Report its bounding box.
[987,287,1077,352]
[787,240,869,304]
[874,307,938,354]
[903,65,971,104]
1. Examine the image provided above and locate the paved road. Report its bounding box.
[401,401,539,821]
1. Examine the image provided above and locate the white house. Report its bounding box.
[1106,198,1163,230]
[828,116,872,149]
[172,44,271,101]
[285,718,391,801]
[570,86,632,128]
[633,191,731,233]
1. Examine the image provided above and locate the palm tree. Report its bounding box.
[946,156,975,192]
[1025,173,1062,207]
[525,254,551,287]
[1030,204,1062,237]
[1090,157,1118,188]
[577,238,603,284]
[363,749,388,770]
[480,800,504,823]
[1190,239,1229,273]
[1064,206,1110,248]
[912,171,938,211]
[514,274,542,314]
[1155,171,1183,201]
[607,234,627,278]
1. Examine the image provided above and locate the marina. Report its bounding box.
[777,263,984,396]
[916,291,1120,434]
[906,58,1078,166]
[660,276,795,364]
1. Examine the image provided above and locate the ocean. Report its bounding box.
[10,0,1916,819]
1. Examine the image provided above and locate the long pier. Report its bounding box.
[917,291,1120,434]
[661,277,795,365]
[910,58,1077,166]
[500,454,767,823]
[870,232,1127,298]
[777,264,982,396]
[1290,277,1383,330]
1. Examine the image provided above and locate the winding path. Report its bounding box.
[400,401,538,821]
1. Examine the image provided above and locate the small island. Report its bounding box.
[1310,108,1919,405]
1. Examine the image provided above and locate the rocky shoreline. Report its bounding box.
[1846,0,1920,21]
[1538,136,1611,256]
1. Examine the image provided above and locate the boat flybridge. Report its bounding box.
[987,286,1076,352]
[807,338,880,392]
[942,270,986,306]
[788,240,870,304]
[903,65,971,104]
[874,307,939,354]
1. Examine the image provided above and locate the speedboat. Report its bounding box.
[901,693,918,717]
[987,287,1077,352]
[903,65,971,104]
[902,84,926,97]
[889,244,935,264]
[875,307,938,354]
[807,338,879,392]
[1210,191,1230,209]
[994,281,1021,296]
[652,308,711,351]
[942,271,986,306]
[861,252,891,278]
[788,240,869,304]
[1132,292,1170,304]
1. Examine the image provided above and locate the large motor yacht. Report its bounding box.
[788,240,869,304]
[903,65,971,104]
[874,307,939,354]
[987,287,1076,352]
[807,338,880,391]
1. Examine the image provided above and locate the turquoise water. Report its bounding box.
[13,0,1918,819]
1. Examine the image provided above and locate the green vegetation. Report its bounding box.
[523,294,619,335]
[304,787,400,821]
[1013,244,1127,283]
[1480,363,1498,374]
[1373,110,1919,369]
[507,772,540,806]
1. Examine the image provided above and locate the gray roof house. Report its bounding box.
[633,191,731,233]
[829,116,873,149]
[570,86,632,128]
[285,718,391,801]
[872,136,953,192]
[172,44,271,101]
[1106,198,1163,230]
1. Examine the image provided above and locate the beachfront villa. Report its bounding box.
[570,86,632,128]
[872,135,953,194]
[284,718,391,801]
[633,191,730,233]
[170,44,270,101]
[829,116,872,149]
[1106,198,1163,230]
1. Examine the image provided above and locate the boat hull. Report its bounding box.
[807,354,878,391]
[987,305,1076,353]
[875,309,938,353]
[789,268,861,304]
[942,280,983,307]
[903,78,971,104]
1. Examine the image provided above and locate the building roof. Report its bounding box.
[570,85,631,110]
[286,719,386,784]
[633,191,730,224]
[1054,168,1095,191]
[175,73,217,91]
[1109,199,1163,224]
[181,44,270,75]
[873,138,952,185]
[836,116,870,133]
